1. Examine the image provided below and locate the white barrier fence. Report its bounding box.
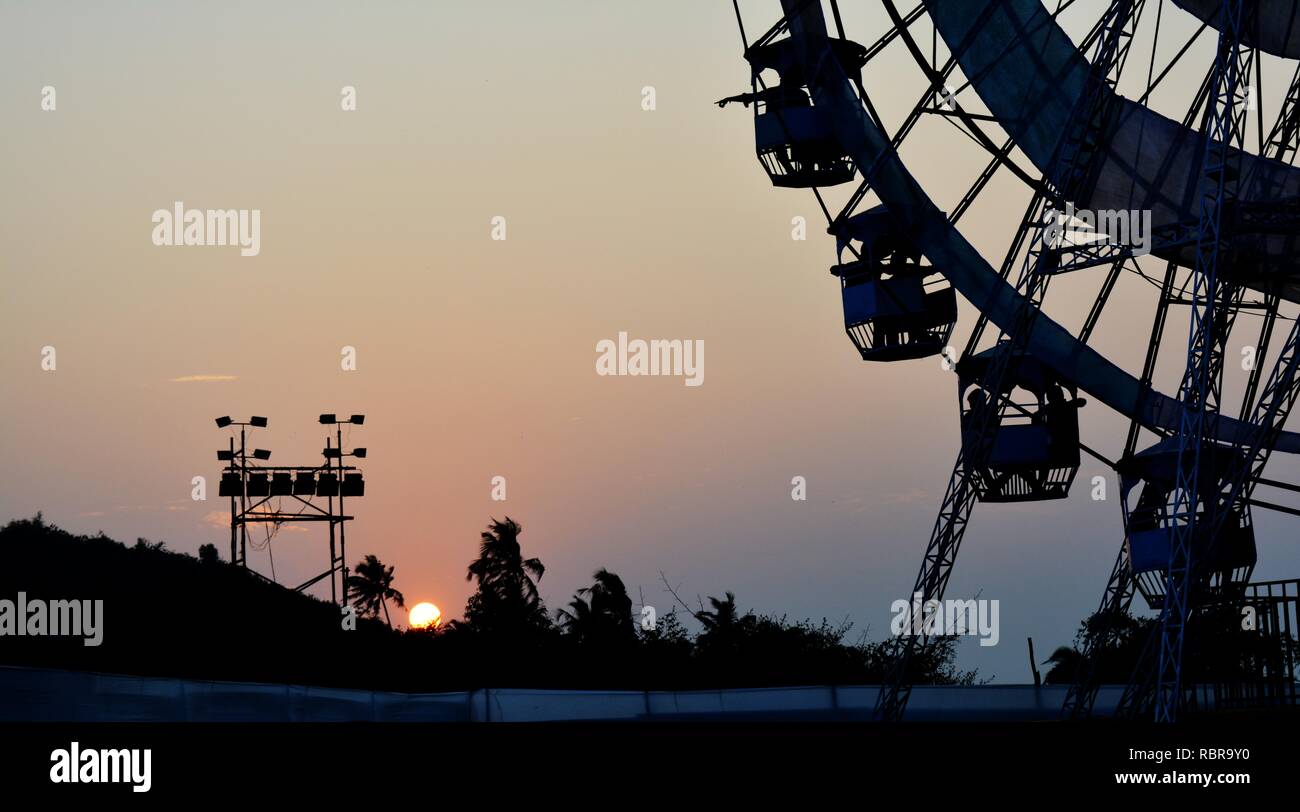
[0,665,1125,722]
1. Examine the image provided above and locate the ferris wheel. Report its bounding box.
[720,0,1300,721]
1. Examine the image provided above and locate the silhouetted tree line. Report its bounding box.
[0,514,976,691]
[1044,603,1299,692]
[1042,611,1155,685]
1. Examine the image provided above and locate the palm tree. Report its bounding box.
[695,591,745,656]
[347,554,405,627]
[1043,645,1084,684]
[463,517,549,635]
[556,568,635,645]
[556,594,595,637]
[697,591,739,632]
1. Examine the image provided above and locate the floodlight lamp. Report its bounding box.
[246,473,270,497]
[320,414,337,425]
[341,473,365,497]
[293,472,316,495]
[270,472,293,495]
[316,473,339,496]
[349,415,365,425]
[218,473,242,497]
[217,450,234,461]
[215,416,233,428]
[250,416,269,428]
[352,448,367,458]
[252,449,272,460]
[322,448,342,458]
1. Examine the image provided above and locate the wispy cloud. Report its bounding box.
[170,374,237,383]
[83,503,191,516]
[879,488,931,507]
[202,511,228,528]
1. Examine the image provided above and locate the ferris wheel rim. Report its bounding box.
[910,0,1300,303]
[776,0,1300,453]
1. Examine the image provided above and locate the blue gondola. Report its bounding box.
[831,206,958,361]
[719,36,865,188]
[958,344,1084,502]
[1120,439,1257,609]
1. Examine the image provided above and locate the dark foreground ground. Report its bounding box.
[0,716,1290,799]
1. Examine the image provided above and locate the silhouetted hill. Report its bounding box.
[0,516,976,690]
[0,515,402,689]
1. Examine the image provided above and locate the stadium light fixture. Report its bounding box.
[293,472,316,495]
[215,416,233,428]
[250,416,269,428]
[341,473,365,497]
[219,473,242,497]
[247,474,270,497]
[320,414,337,425]
[217,450,234,461]
[316,473,339,496]
[252,449,272,460]
[349,415,365,425]
[352,448,367,458]
[270,472,293,495]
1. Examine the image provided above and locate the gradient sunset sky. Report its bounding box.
[3,0,1299,682]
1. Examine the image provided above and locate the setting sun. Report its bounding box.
[408,602,441,629]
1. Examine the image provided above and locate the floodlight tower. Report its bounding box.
[319,414,366,606]
[211,414,368,607]
[214,416,269,568]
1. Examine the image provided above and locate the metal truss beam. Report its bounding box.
[876,0,1145,722]
[1152,0,1251,722]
